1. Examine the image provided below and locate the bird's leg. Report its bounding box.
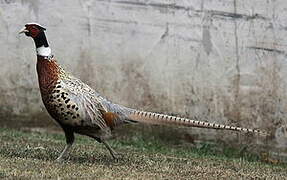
[102,140,119,160]
[56,143,72,161]
[93,136,119,159]
[56,129,74,162]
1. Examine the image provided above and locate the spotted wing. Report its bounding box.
[60,78,109,130]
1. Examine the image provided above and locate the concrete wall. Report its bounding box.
[1,0,287,157]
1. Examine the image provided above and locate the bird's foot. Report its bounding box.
[56,156,64,162]
[55,144,72,162]
[111,151,123,161]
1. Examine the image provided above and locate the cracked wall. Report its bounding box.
[0,0,287,158]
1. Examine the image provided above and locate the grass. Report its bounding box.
[0,127,286,179]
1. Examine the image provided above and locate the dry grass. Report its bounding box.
[0,128,286,179]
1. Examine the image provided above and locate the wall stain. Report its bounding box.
[232,0,241,125]
[202,12,212,56]
[112,0,267,21]
[248,46,286,55]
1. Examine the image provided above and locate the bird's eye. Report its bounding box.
[29,26,40,37]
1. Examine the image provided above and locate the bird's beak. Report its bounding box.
[19,27,29,34]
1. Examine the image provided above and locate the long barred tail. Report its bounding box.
[127,110,269,136]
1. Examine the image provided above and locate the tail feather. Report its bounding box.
[127,110,269,136]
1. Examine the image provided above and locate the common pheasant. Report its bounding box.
[19,23,267,161]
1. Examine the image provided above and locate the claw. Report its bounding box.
[56,157,64,162]
[56,144,72,162]
[102,140,121,160]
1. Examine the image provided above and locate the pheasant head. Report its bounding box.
[19,23,51,57]
[19,23,46,37]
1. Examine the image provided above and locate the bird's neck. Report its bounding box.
[36,56,60,96]
[33,31,52,57]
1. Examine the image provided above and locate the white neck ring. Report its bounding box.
[36,46,51,57]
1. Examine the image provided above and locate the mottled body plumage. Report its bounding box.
[37,56,126,141]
